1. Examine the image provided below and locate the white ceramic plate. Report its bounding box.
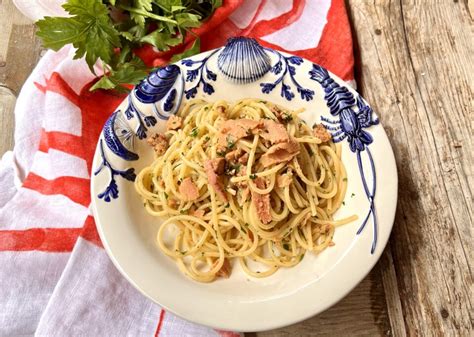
[91,37,397,332]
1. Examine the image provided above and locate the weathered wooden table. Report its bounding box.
[1,0,472,336]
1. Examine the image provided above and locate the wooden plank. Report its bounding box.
[0,86,16,156]
[251,266,390,337]
[379,244,407,337]
[0,0,44,157]
[0,0,44,94]
[346,0,473,336]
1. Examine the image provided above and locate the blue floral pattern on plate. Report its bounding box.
[181,49,220,99]
[94,139,136,202]
[260,50,314,101]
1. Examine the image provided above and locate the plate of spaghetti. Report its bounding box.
[91,37,398,331]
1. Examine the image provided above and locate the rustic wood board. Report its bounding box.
[342,0,473,336]
[0,0,44,157]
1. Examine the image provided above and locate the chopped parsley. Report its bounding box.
[307,148,314,156]
[179,208,188,214]
[249,173,257,180]
[343,177,348,181]
[181,250,187,255]
[342,201,346,206]
[226,135,236,150]
[217,150,226,157]
[164,192,168,199]
[189,127,198,137]
[351,193,355,198]
[225,203,230,209]
[299,254,305,261]
[225,163,241,176]
[282,112,293,123]
[259,100,267,104]
[204,136,210,142]
[283,243,290,250]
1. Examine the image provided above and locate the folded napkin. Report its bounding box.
[0,1,354,335]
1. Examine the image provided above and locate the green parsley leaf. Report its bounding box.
[249,174,257,180]
[189,127,199,137]
[175,13,202,28]
[226,136,236,150]
[37,0,121,73]
[282,112,293,122]
[90,62,148,91]
[283,243,290,250]
[128,0,153,27]
[140,30,182,51]
[171,38,201,62]
[36,0,221,91]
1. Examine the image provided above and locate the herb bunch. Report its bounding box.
[36,0,222,91]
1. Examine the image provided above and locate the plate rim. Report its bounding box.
[90,44,398,332]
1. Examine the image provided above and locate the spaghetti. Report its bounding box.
[135,99,356,282]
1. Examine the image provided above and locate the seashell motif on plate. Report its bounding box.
[217,37,271,84]
[134,65,180,104]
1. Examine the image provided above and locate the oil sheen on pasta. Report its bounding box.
[135,99,356,282]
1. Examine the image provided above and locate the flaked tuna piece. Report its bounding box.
[241,186,250,203]
[260,138,300,168]
[191,209,205,218]
[216,106,226,115]
[238,153,249,164]
[204,159,227,201]
[178,177,199,201]
[168,198,177,208]
[225,148,243,162]
[251,177,272,224]
[313,124,332,143]
[166,115,182,131]
[217,119,263,150]
[260,120,289,144]
[213,258,232,278]
[277,172,293,188]
[147,133,168,155]
[271,105,293,123]
[225,148,249,165]
[208,157,225,175]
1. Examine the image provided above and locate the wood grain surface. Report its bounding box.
[0,0,44,157]
[344,1,473,336]
[0,0,472,336]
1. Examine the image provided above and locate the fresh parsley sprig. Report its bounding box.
[36,0,222,91]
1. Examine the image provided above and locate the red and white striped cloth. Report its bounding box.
[0,1,354,335]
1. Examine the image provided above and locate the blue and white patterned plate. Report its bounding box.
[91,37,397,332]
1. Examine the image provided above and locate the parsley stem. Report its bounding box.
[117,5,177,24]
